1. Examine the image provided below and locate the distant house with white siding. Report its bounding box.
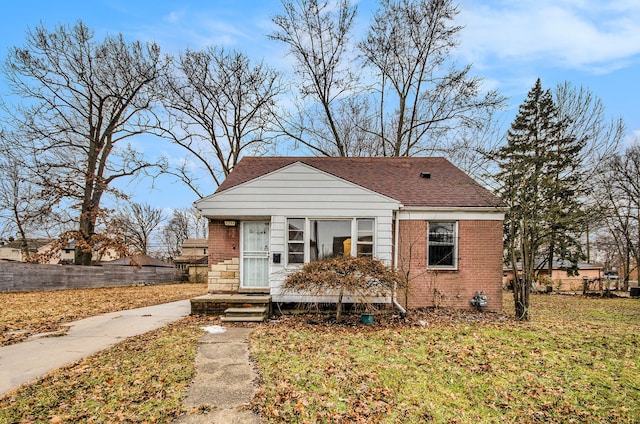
[195,157,505,312]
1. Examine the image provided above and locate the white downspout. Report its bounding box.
[392,210,407,315]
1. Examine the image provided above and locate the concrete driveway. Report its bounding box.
[0,299,190,396]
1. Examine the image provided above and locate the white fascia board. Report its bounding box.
[397,207,505,221]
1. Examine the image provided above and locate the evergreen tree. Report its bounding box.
[496,78,585,320]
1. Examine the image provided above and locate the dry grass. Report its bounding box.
[251,293,640,423]
[2,290,639,423]
[0,315,217,423]
[0,283,207,346]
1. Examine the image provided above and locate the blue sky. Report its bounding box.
[1,0,639,211]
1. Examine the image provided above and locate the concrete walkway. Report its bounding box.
[173,327,260,423]
[0,300,190,396]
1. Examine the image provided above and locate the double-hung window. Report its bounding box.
[356,218,374,257]
[286,218,375,265]
[427,221,457,269]
[287,218,305,264]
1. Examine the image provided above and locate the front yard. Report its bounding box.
[1,289,639,423]
[250,294,640,423]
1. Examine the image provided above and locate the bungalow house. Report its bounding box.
[195,157,505,313]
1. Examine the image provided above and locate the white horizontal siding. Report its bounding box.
[197,162,401,218]
[198,163,401,300]
[268,214,394,296]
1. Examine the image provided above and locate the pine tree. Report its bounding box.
[496,78,585,320]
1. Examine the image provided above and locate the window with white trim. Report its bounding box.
[287,218,305,264]
[427,221,457,269]
[356,218,374,257]
[286,218,375,265]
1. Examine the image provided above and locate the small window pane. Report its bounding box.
[358,219,373,232]
[357,244,373,257]
[288,243,304,264]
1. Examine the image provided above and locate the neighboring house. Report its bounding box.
[0,238,118,264]
[57,241,119,264]
[503,259,603,292]
[195,157,505,312]
[101,254,173,267]
[0,238,55,262]
[173,238,209,283]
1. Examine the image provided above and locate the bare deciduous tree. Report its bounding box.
[554,82,624,191]
[111,203,165,255]
[271,0,504,158]
[2,21,169,264]
[360,0,505,157]
[270,0,359,157]
[596,141,640,291]
[161,209,191,259]
[160,47,282,196]
[0,132,54,257]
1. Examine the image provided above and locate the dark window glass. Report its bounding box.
[428,222,456,267]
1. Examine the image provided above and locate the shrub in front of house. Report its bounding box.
[281,256,405,322]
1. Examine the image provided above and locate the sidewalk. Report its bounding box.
[0,299,190,396]
[173,327,260,423]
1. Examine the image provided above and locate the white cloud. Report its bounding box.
[457,0,640,73]
[623,130,640,148]
[164,9,186,24]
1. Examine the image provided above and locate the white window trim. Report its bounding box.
[285,217,305,268]
[285,217,376,267]
[427,221,458,270]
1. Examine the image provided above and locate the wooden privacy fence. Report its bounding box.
[0,263,183,292]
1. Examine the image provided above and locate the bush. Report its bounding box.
[281,256,405,322]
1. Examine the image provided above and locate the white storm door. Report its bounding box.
[241,221,270,288]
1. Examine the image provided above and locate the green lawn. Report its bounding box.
[250,294,640,423]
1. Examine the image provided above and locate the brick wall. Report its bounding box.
[0,263,183,293]
[207,219,241,293]
[397,219,503,312]
[208,219,240,264]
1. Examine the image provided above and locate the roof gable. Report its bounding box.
[195,161,402,217]
[213,157,503,208]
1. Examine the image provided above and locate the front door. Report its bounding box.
[241,221,270,289]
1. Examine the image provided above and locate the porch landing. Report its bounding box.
[190,294,272,320]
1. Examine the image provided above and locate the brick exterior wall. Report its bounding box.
[208,219,241,293]
[397,219,503,312]
[208,219,240,264]
[206,217,503,310]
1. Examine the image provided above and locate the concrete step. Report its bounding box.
[222,306,268,322]
[221,315,266,322]
[224,307,267,315]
